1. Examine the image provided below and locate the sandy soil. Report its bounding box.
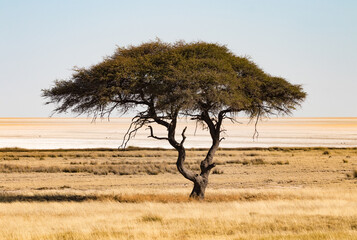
[0,117,356,149]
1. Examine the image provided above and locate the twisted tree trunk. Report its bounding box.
[171,122,220,199]
[152,110,225,199]
[189,141,219,199]
[175,145,215,199]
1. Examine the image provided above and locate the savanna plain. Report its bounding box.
[1,146,356,240]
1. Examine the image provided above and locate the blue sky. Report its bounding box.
[0,0,356,117]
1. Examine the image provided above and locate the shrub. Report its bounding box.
[212,168,224,174]
[226,160,241,164]
[246,153,259,157]
[242,160,249,165]
[251,158,265,165]
[272,160,289,165]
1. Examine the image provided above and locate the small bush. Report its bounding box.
[354,169,357,178]
[242,160,249,165]
[271,160,289,165]
[212,168,224,174]
[251,158,265,165]
[93,169,108,175]
[343,159,348,163]
[2,157,19,161]
[246,153,259,157]
[144,154,162,157]
[226,160,241,164]
[322,151,330,155]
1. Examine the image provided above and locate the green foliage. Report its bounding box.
[43,40,306,119]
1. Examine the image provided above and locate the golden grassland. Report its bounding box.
[0,147,356,239]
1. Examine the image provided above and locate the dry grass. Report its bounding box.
[0,196,356,240]
[0,147,357,239]
[0,191,316,203]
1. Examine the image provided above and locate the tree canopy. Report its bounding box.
[43,40,305,119]
[43,40,306,198]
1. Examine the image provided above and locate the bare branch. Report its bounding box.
[147,126,168,141]
[225,116,243,124]
[180,126,187,146]
[220,128,227,133]
[194,120,199,136]
[120,115,149,149]
[106,102,120,121]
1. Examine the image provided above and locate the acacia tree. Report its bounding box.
[43,40,306,199]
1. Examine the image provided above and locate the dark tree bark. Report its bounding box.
[157,110,224,199]
[145,107,232,199]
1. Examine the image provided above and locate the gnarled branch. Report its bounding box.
[147,125,168,141]
[180,126,187,146]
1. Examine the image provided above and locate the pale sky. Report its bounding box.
[0,0,356,117]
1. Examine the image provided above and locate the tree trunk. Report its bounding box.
[188,139,219,199]
[164,113,221,200]
[172,133,219,199]
[173,146,210,199]
[189,176,208,199]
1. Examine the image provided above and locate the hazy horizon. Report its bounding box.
[1,117,356,149]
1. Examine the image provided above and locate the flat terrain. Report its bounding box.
[0,147,356,239]
[1,117,357,149]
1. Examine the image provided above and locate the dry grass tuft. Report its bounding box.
[141,214,163,222]
[212,168,224,174]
